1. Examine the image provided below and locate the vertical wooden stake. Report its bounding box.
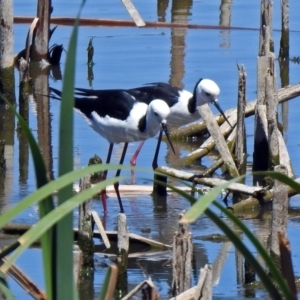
[0,140,5,171]
[31,0,51,61]
[77,176,94,299]
[117,213,129,297]
[270,165,288,270]
[253,56,269,179]
[259,0,273,56]
[235,64,247,175]
[0,0,15,104]
[279,0,289,59]
[265,67,279,168]
[244,259,256,285]
[172,219,193,296]
[18,58,30,183]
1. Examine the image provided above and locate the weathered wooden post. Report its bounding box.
[244,259,256,285]
[0,0,15,103]
[172,218,193,296]
[258,0,273,56]
[88,154,103,184]
[235,64,247,175]
[253,1,273,184]
[269,165,288,270]
[29,2,53,179]
[279,0,289,59]
[0,140,5,171]
[265,67,279,169]
[31,0,51,61]
[116,213,129,297]
[235,245,244,285]
[279,0,290,132]
[77,176,95,299]
[17,58,30,183]
[0,0,15,192]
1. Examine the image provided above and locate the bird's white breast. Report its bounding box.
[88,102,161,143]
[168,89,200,126]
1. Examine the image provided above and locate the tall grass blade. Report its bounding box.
[178,170,299,298]
[205,208,286,299]
[0,176,127,273]
[55,1,86,299]
[0,163,148,228]
[0,95,55,298]
[0,270,15,300]
[212,201,292,299]
[180,171,300,223]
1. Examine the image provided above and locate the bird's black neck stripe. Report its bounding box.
[188,78,203,114]
[138,115,147,132]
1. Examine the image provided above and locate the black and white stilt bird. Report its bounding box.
[49,87,175,213]
[75,78,232,182]
[122,78,232,171]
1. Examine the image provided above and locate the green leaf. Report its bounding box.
[180,171,300,223]
[0,176,127,274]
[55,1,87,299]
[205,207,286,299]
[178,170,298,298]
[1,86,55,299]
[179,177,237,223]
[212,201,292,299]
[0,163,149,229]
[0,269,15,300]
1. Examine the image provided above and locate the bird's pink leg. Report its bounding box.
[130,140,146,184]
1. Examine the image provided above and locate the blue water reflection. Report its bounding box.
[3,0,300,298]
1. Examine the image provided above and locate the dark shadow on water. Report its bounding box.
[152,192,168,214]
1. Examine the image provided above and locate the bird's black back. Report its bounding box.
[50,87,136,121]
[127,82,181,107]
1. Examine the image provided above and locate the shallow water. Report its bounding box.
[1,0,300,298]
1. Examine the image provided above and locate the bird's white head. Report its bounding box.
[194,78,233,128]
[195,78,220,105]
[148,99,171,124]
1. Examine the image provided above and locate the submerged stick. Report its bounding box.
[197,103,238,178]
[122,277,159,300]
[2,257,46,300]
[156,165,300,211]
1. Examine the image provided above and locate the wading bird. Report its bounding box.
[50,87,175,213]
[74,78,232,183]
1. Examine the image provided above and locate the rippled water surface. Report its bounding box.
[1,0,300,298]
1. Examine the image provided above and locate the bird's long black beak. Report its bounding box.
[212,99,233,129]
[161,122,175,154]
